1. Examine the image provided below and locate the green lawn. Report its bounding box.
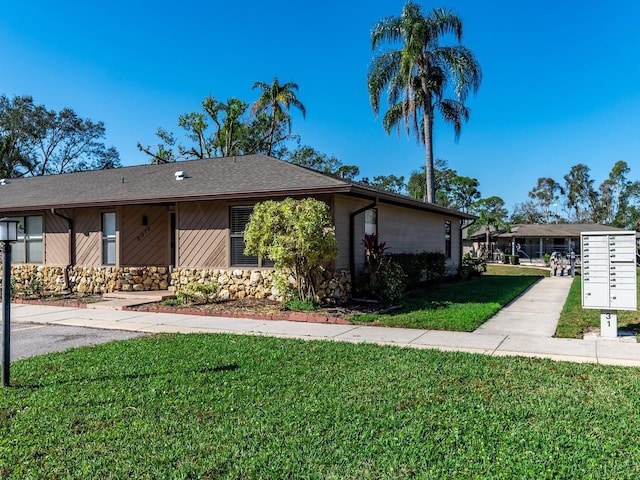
[556,272,640,338]
[3,334,640,478]
[352,264,547,331]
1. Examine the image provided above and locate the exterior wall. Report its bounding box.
[332,194,373,272]
[44,210,71,265]
[1,209,70,266]
[377,203,461,275]
[75,208,102,266]
[4,194,466,297]
[120,205,169,266]
[177,201,227,267]
[331,195,463,275]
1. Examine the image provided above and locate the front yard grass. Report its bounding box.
[3,333,640,478]
[352,264,548,331]
[555,272,640,338]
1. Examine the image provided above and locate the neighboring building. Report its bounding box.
[466,223,629,260]
[0,155,474,300]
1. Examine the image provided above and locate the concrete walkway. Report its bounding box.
[8,276,640,367]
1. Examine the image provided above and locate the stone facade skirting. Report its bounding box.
[4,264,352,303]
[170,268,351,303]
[6,265,170,294]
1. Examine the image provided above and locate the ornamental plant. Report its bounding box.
[243,197,339,302]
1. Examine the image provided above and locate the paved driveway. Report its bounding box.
[8,321,147,361]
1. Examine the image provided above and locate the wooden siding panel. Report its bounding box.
[44,211,70,265]
[178,202,227,267]
[121,206,168,266]
[75,209,101,266]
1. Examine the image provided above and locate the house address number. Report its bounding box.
[136,226,151,242]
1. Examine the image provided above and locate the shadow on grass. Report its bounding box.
[13,364,239,390]
[622,322,640,334]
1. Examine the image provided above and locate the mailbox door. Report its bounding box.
[610,289,637,310]
[583,282,610,309]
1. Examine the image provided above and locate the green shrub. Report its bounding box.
[387,251,445,286]
[9,277,43,299]
[163,298,184,307]
[388,252,426,288]
[272,272,296,303]
[175,283,218,305]
[424,252,446,282]
[243,198,338,302]
[459,255,487,279]
[285,297,320,311]
[375,261,407,305]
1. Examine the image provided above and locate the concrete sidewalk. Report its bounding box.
[8,276,640,367]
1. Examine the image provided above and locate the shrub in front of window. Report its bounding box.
[243,197,339,302]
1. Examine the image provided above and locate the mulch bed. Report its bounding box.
[125,297,379,325]
[13,294,103,309]
[15,294,381,325]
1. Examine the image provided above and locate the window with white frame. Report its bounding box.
[12,216,43,263]
[444,220,452,258]
[102,212,116,265]
[230,206,274,267]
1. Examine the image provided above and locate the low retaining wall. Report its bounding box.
[4,265,352,303]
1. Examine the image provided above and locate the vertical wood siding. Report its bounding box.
[121,205,168,266]
[177,202,227,267]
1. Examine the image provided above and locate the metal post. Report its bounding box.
[2,242,11,387]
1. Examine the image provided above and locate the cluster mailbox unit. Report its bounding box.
[581,231,637,337]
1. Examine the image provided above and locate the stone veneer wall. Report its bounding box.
[170,268,351,304]
[7,265,170,294]
[5,265,352,303]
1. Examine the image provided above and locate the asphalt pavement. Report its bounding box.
[10,322,145,361]
[7,276,640,366]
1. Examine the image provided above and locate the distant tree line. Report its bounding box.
[0,94,120,178]
[511,161,640,230]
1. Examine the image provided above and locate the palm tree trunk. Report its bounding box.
[422,108,435,203]
[267,115,276,157]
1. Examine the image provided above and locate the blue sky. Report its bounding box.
[2,0,639,213]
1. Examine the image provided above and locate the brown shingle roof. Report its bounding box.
[0,155,474,219]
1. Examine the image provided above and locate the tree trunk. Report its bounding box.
[423,110,435,203]
[420,77,435,203]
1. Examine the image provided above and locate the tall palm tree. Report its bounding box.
[250,78,306,157]
[368,2,481,203]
